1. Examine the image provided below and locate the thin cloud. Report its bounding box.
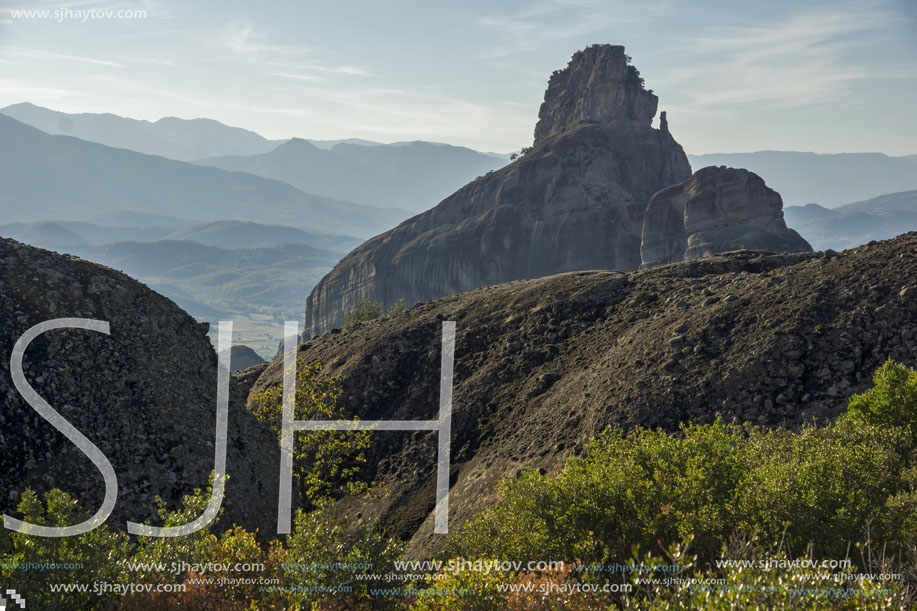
[223,20,312,60]
[272,72,322,81]
[1,45,124,68]
[665,5,900,111]
[477,0,672,59]
[0,79,80,99]
[216,21,373,78]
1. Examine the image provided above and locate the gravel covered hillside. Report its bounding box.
[248,233,917,555]
[0,237,280,535]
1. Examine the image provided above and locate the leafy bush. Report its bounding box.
[250,357,374,507]
[846,357,917,429]
[282,504,404,607]
[447,360,917,570]
[620,535,913,610]
[0,489,131,610]
[342,297,407,330]
[5,359,916,608]
[343,297,384,329]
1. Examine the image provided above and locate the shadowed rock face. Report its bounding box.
[641,166,813,266]
[0,237,280,535]
[304,44,692,337]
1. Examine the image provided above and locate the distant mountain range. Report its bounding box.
[1,102,283,161]
[688,151,917,208]
[195,138,507,212]
[0,221,171,248]
[0,114,409,236]
[2,103,509,213]
[4,99,916,355]
[784,190,917,250]
[0,219,361,253]
[160,220,361,251]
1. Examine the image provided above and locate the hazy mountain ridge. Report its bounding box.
[0,113,409,237]
[0,217,362,357]
[785,190,917,250]
[195,137,508,213]
[161,220,361,252]
[4,103,508,214]
[54,239,342,357]
[0,221,174,249]
[0,218,361,253]
[0,102,283,160]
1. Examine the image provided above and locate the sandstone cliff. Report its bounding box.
[252,233,917,555]
[641,166,812,266]
[0,237,279,534]
[304,44,692,337]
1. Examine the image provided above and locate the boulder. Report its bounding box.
[0,237,280,535]
[641,166,812,266]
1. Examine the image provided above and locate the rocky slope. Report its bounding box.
[304,44,693,337]
[250,233,917,555]
[642,166,811,266]
[0,237,280,534]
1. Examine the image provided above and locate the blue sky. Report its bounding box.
[1,0,915,154]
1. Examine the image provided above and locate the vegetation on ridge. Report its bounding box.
[2,359,915,608]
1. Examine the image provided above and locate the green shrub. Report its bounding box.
[342,297,407,330]
[282,504,404,607]
[6,360,916,609]
[621,536,911,609]
[0,489,131,610]
[846,357,917,429]
[343,297,384,329]
[250,357,374,508]
[448,360,917,569]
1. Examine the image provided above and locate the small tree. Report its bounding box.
[387,297,406,315]
[342,297,383,330]
[342,297,407,330]
[846,358,917,429]
[250,358,374,508]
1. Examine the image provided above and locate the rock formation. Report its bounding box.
[641,166,812,266]
[0,237,279,534]
[534,45,658,142]
[230,344,266,373]
[304,44,693,337]
[251,233,917,555]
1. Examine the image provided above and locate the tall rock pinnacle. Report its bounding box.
[534,44,658,144]
[303,46,809,338]
[304,44,693,337]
